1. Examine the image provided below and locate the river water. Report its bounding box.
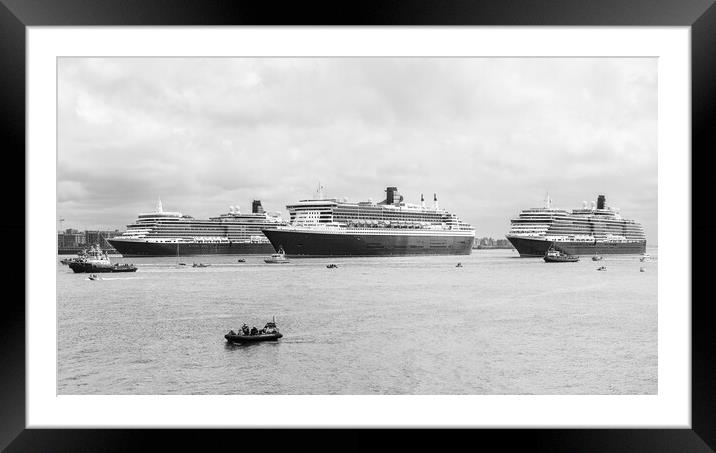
[57,247,657,395]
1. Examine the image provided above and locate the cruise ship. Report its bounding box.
[108,198,285,256]
[505,194,647,257]
[261,186,475,256]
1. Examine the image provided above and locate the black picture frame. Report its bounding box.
[4,0,711,450]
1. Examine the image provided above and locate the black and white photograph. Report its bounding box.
[2,0,710,446]
[56,56,658,395]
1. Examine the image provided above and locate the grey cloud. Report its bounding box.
[58,57,657,241]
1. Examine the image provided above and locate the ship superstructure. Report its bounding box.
[108,198,285,256]
[506,194,647,256]
[261,186,475,256]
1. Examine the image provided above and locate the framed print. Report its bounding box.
[4,0,713,450]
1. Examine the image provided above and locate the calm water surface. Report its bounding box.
[58,247,657,394]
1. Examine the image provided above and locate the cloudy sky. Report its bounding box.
[58,57,657,240]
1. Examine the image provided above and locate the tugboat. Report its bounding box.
[87,273,101,281]
[591,255,603,261]
[326,263,338,268]
[597,266,607,271]
[543,247,579,263]
[68,245,137,273]
[225,318,283,344]
[456,262,463,268]
[237,259,246,263]
[192,262,210,268]
[265,246,290,264]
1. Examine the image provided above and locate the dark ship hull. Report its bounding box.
[506,236,646,257]
[108,239,275,257]
[262,229,474,257]
[68,262,137,273]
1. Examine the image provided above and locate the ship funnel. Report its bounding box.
[597,195,606,210]
[386,187,399,205]
[252,200,264,214]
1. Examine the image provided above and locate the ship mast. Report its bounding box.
[315,182,325,200]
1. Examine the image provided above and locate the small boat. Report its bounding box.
[178,262,187,266]
[640,267,646,272]
[456,262,463,268]
[544,248,579,263]
[88,274,101,281]
[597,266,607,271]
[237,259,246,263]
[591,255,603,261]
[265,246,290,264]
[225,331,283,343]
[326,263,338,268]
[192,262,210,268]
[225,318,283,344]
